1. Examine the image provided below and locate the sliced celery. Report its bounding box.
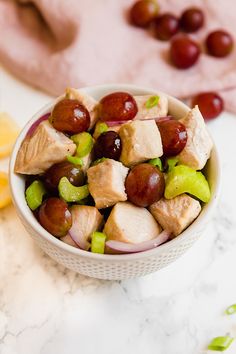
[148,158,163,171]
[91,232,106,254]
[91,157,108,166]
[93,122,108,139]
[165,165,211,203]
[58,177,89,202]
[66,155,83,166]
[71,132,93,157]
[25,180,46,210]
[166,157,179,172]
[207,336,234,351]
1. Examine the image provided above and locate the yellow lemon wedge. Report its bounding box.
[0,112,19,158]
[0,172,11,208]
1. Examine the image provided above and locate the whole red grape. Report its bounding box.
[170,35,201,69]
[157,120,187,156]
[125,163,165,207]
[206,30,234,58]
[153,13,179,41]
[50,99,90,135]
[43,161,85,192]
[192,92,224,120]
[39,198,72,237]
[99,92,138,122]
[130,0,159,28]
[180,7,204,33]
[94,131,122,160]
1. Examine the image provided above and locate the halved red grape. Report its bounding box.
[50,99,90,135]
[39,197,72,237]
[99,92,138,122]
[206,30,234,58]
[125,163,165,207]
[153,13,179,41]
[180,7,204,33]
[43,161,85,192]
[94,131,122,160]
[170,36,200,69]
[157,120,187,156]
[192,92,224,120]
[130,0,159,28]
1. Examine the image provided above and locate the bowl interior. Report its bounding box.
[9,84,220,261]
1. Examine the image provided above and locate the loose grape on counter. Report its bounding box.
[14,88,212,254]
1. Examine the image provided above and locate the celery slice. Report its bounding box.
[148,158,163,171]
[91,232,106,254]
[207,336,234,351]
[71,132,93,157]
[25,180,46,210]
[58,177,89,202]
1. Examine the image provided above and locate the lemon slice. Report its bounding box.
[0,172,11,208]
[0,112,19,158]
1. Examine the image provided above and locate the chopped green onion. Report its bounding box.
[145,95,160,109]
[71,132,93,158]
[66,155,83,166]
[148,158,163,171]
[225,304,236,315]
[91,232,106,254]
[166,157,179,172]
[58,177,89,202]
[91,157,108,166]
[207,336,234,351]
[94,122,108,139]
[25,180,46,211]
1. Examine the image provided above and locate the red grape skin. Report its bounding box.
[206,30,234,58]
[50,99,90,135]
[39,198,72,237]
[153,13,179,41]
[170,36,200,69]
[125,163,165,207]
[43,161,85,192]
[99,92,138,122]
[94,131,122,160]
[157,120,187,156]
[130,0,159,28]
[180,7,204,33]
[192,92,224,120]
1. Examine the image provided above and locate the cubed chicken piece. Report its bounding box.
[87,159,129,209]
[104,202,162,243]
[65,87,98,129]
[134,94,168,120]
[119,120,163,167]
[69,206,103,250]
[14,121,76,174]
[177,106,213,170]
[149,194,201,237]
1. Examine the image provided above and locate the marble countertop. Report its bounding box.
[1,67,236,354]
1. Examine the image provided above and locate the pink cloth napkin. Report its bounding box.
[0,0,236,112]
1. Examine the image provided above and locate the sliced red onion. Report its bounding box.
[105,120,130,127]
[105,230,171,254]
[105,116,173,127]
[27,113,51,136]
[60,234,79,248]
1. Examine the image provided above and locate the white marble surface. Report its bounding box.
[1,67,236,354]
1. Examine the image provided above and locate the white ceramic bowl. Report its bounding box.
[9,84,220,280]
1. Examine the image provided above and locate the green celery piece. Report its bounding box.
[66,155,83,166]
[71,132,93,158]
[91,232,106,254]
[164,165,211,203]
[25,180,46,211]
[58,177,89,202]
[91,157,108,166]
[148,158,163,171]
[94,122,108,139]
[207,336,234,351]
[145,95,160,109]
[166,157,179,172]
[225,304,236,315]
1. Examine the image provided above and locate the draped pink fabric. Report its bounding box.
[0,0,235,112]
